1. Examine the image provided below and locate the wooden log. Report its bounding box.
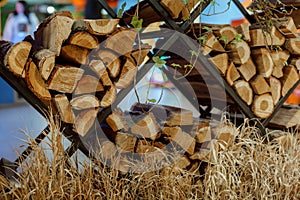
[73,108,99,137]
[99,85,116,108]
[160,0,185,19]
[189,149,210,162]
[33,49,55,80]
[1,41,32,78]
[104,28,137,55]
[53,94,75,124]
[25,59,51,101]
[195,121,211,144]
[202,32,225,56]
[227,40,250,65]
[208,53,228,75]
[249,26,285,47]
[268,76,282,105]
[70,94,100,110]
[162,127,195,155]
[236,22,251,42]
[290,57,300,71]
[97,49,121,78]
[89,59,113,86]
[250,75,271,95]
[135,140,158,153]
[115,132,137,153]
[174,156,191,169]
[280,65,299,96]
[68,31,99,49]
[72,19,119,36]
[127,44,152,66]
[252,93,274,119]
[270,49,290,78]
[276,17,298,38]
[165,107,194,127]
[237,58,256,81]
[214,123,237,145]
[226,62,240,86]
[130,112,160,140]
[48,65,84,93]
[251,48,274,78]
[214,25,238,44]
[74,75,104,95]
[233,80,253,105]
[34,11,74,56]
[285,38,300,55]
[60,44,90,65]
[98,140,117,161]
[114,58,137,89]
[106,108,128,132]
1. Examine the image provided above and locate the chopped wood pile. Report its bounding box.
[97,103,237,173]
[0,11,151,136]
[166,17,300,119]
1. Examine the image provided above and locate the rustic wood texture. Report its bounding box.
[53,94,75,124]
[33,49,56,80]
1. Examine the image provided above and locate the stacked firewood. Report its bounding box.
[166,17,300,119]
[98,103,237,173]
[0,11,151,136]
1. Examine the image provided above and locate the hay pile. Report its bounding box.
[0,112,299,199]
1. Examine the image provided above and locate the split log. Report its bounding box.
[70,94,100,110]
[160,0,185,19]
[189,148,211,162]
[106,108,128,132]
[276,17,298,38]
[33,49,55,80]
[214,123,238,145]
[237,22,251,42]
[226,62,240,86]
[127,44,152,66]
[195,121,211,144]
[115,132,137,152]
[202,32,225,56]
[48,65,84,93]
[68,31,99,49]
[97,49,121,78]
[162,127,196,155]
[0,41,32,78]
[270,49,290,78]
[136,140,158,153]
[280,65,299,96]
[237,58,256,81]
[268,76,282,105]
[72,19,119,36]
[104,28,137,55]
[214,25,238,44]
[227,40,250,65]
[285,38,300,55]
[114,58,137,89]
[34,11,74,56]
[99,85,116,108]
[252,93,274,119]
[251,48,274,78]
[233,80,253,105]
[73,108,99,137]
[250,75,271,95]
[174,156,191,169]
[60,44,90,65]
[130,113,160,140]
[165,107,194,127]
[74,75,104,95]
[290,57,300,71]
[208,53,228,75]
[53,94,75,124]
[98,140,117,161]
[25,59,51,101]
[89,59,113,86]
[249,26,285,47]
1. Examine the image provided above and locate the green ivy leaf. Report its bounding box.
[219,35,229,44]
[182,0,188,5]
[153,56,166,68]
[171,63,182,68]
[197,35,207,44]
[131,16,143,32]
[189,50,198,57]
[117,2,127,18]
[203,26,212,32]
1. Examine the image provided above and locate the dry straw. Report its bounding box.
[0,111,299,199]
